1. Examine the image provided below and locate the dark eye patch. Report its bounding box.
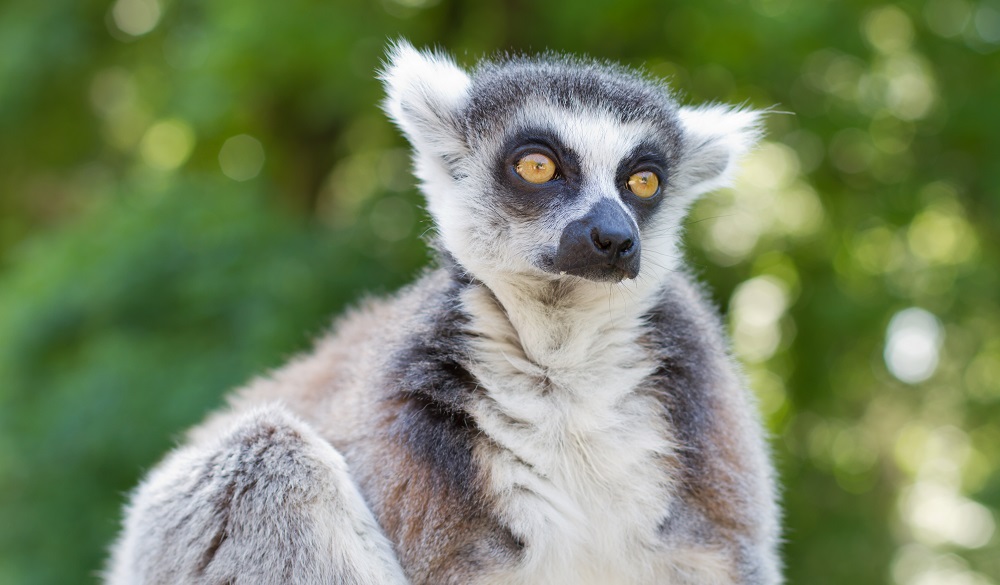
[489,127,584,221]
[501,128,581,182]
[614,141,669,226]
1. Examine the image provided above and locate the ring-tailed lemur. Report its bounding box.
[106,41,782,585]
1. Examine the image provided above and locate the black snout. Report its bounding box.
[552,199,641,281]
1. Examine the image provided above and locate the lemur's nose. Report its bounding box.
[552,198,641,281]
[589,225,635,259]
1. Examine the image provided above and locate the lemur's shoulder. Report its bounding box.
[190,268,457,440]
[643,271,781,565]
[648,269,731,359]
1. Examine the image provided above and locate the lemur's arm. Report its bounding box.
[105,404,408,585]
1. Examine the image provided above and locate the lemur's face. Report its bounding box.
[433,117,682,287]
[383,43,760,290]
[465,104,677,284]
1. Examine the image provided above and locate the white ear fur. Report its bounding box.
[677,105,762,196]
[380,40,471,162]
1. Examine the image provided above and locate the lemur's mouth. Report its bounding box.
[553,260,640,283]
[547,199,641,282]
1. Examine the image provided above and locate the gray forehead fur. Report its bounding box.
[461,54,682,142]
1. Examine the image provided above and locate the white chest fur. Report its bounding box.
[461,284,682,584]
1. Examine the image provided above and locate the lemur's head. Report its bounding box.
[382,41,759,293]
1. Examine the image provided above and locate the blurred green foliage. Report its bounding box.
[0,0,998,583]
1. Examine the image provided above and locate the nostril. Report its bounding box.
[618,239,633,255]
[591,228,612,251]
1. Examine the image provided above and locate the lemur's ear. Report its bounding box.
[381,40,470,163]
[676,105,762,197]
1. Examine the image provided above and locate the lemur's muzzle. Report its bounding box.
[553,199,640,282]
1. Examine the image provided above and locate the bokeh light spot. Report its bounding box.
[742,142,800,190]
[139,119,195,170]
[892,546,996,585]
[924,0,973,37]
[965,348,1000,400]
[884,308,944,384]
[901,481,996,548]
[89,68,151,151]
[863,5,915,53]
[975,3,1000,43]
[883,54,937,120]
[851,224,904,274]
[907,203,978,265]
[775,183,824,236]
[111,0,161,37]
[219,135,265,182]
[750,368,788,417]
[730,276,791,363]
[894,423,930,476]
[803,50,866,100]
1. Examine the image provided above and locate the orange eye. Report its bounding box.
[627,171,659,198]
[515,153,557,184]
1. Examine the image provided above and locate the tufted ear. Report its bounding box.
[676,105,763,197]
[380,40,471,165]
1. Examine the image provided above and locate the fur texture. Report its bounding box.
[107,40,781,584]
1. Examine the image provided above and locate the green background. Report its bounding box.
[1,0,998,583]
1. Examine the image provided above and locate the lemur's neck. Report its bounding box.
[462,272,662,371]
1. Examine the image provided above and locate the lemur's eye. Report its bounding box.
[627,171,659,198]
[515,153,557,184]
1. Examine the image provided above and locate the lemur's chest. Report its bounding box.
[462,299,679,583]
